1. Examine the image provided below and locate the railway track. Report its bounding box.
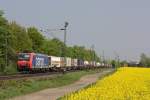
[0,68,110,80]
[0,69,87,80]
[0,71,64,80]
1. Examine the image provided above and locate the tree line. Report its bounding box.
[0,10,100,74]
[139,53,150,67]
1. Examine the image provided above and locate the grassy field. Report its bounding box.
[62,67,150,100]
[0,68,106,100]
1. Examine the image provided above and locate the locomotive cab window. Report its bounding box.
[18,53,30,61]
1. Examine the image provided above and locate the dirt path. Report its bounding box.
[11,69,114,100]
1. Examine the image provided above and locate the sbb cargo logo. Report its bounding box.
[35,57,44,67]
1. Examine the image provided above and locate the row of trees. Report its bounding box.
[0,10,100,74]
[117,53,150,67]
[139,53,150,67]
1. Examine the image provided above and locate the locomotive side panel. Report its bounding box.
[32,54,49,69]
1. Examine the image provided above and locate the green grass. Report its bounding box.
[0,69,104,100]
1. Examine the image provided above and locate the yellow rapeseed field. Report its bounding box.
[62,67,150,100]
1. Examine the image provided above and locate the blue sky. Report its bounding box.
[0,0,150,61]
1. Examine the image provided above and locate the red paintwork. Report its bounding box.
[17,53,35,71]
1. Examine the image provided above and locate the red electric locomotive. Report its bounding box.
[17,53,49,71]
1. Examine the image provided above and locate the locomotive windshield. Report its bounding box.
[18,53,30,61]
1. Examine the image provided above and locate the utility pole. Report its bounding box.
[40,22,69,67]
[102,50,105,64]
[61,22,69,67]
[114,51,120,68]
[117,55,120,67]
[91,45,95,66]
[5,31,8,69]
[99,55,101,63]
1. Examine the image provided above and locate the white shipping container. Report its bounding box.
[102,63,105,66]
[60,57,65,67]
[74,59,78,66]
[66,57,71,67]
[84,61,89,66]
[71,59,78,66]
[96,62,100,66]
[49,56,61,67]
[89,61,96,66]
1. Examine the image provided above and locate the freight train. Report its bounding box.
[17,52,111,72]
